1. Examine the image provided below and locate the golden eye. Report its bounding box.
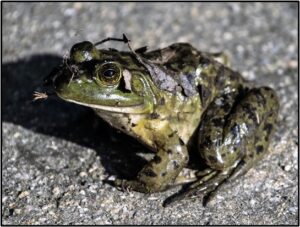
[95,62,121,86]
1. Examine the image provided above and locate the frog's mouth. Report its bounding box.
[53,74,154,114]
[60,94,153,114]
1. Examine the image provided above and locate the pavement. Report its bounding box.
[2,2,298,225]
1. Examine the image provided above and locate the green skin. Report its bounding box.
[46,40,279,206]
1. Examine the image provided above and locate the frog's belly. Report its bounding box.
[169,112,202,144]
[94,110,157,149]
[94,106,202,150]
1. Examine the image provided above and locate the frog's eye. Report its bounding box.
[95,62,122,86]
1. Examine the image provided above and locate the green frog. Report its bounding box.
[40,35,279,206]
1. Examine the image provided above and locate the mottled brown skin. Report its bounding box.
[45,39,279,206]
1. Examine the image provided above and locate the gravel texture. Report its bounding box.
[2,2,298,225]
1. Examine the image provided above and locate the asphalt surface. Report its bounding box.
[2,2,298,225]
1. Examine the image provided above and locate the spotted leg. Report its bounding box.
[113,124,189,193]
[164,87,279,207]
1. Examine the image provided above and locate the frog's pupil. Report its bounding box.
[104,69,115,78]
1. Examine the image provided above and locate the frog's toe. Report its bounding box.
[113,179,150,193]
[163,169,233,207]
[113,179,127,191]
[103,178,127,191]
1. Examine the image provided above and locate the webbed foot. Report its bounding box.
[163,168,229,207]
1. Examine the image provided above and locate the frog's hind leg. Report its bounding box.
[163,87,279,207]
[202,87,279,204]
[223,87,279,180]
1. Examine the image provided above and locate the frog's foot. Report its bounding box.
[164,135,277,207]
[103,177,148,193]
[113,178,151,193]
[171,168,198,186]
[162,167,228,207]
[163,162,246,207]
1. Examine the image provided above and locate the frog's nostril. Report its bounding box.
[43,66,62,87]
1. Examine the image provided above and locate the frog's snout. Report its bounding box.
[42,61,73,94]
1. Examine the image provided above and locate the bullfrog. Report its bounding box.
[38,35,279,206]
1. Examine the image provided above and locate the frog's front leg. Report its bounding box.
[114,125,189,193]
[164,87,279,206]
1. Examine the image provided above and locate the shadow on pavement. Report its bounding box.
[2,54,147,179]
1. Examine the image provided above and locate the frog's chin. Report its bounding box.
[64,98,153,114]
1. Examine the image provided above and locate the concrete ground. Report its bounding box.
[2,2,298,225]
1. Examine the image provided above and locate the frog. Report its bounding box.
[40,35,279,207]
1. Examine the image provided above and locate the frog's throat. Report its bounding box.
[63,98,153,114]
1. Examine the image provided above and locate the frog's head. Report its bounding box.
[45,41,157,114]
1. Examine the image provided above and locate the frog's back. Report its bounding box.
[143,43,200,72]
[143,43,248,100]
